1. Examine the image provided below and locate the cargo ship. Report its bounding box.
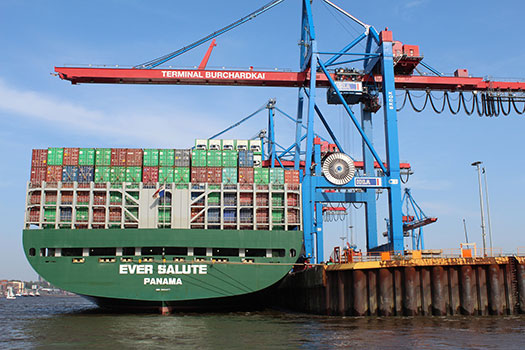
[23,140,304,311]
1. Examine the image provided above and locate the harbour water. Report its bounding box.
[1,297,524,349]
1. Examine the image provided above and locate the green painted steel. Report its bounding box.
[23,228,302,302]
[47,148,64,166]
[159,167,174,183]
[222,168,238,184]
[95,149,112,166]
[110,167,126,183]
[269,168,285,184]
[206,150,222,167]
[254,168,269,184]
[143,149,159,167]
[159,149,175,166]
[174,167,190,183]
[94,166,111,183]
[126,167,142,183]
[221,151,238,167]
[78,148,95,166]
[191,150,207,167]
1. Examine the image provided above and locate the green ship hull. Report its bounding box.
[23,228,303,311]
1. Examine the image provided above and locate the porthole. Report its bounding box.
[290,249,296,258]
[29,248,36,257]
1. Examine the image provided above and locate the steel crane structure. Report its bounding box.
[54,0,525,263]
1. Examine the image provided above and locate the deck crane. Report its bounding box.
[54,0,525,263]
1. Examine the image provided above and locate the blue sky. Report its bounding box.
[1,0,524,280]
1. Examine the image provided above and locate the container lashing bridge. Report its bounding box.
[54,0,525,263]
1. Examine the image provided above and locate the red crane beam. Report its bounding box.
[55,67,525,92]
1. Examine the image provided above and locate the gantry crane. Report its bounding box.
[54,0,525,263]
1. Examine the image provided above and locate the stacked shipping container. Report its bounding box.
[27,141,301,230]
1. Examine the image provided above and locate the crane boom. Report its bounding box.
[54,66,525,92]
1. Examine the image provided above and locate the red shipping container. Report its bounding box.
[126,148,143,166]
[287,209,299,223]
[191,168,207,183]
[93,208,105,222]
[191,207,205,223]
[46,166,63,182]
[29,208,40,222]
[256,208,269,223]
[109,208,122,222]
[239,193,253,206]
[77,193,90,204]
[284,170,300,184]
[30,192,42,205]
[61,192,73,204]
[94,193,106,205]
[30,166,47,183]
[142,166,159,183]
[32,149,48,167]
[207,167,222,183]
[287,193,299,206]
[256,193,269,206]
[45,192,57,204]
[63,148,79,166]
[111,148,127,166]
[239,167,254,183]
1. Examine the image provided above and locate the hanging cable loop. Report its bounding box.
[396,90,525,117]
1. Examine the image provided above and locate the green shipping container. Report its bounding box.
[222,168,238,184]
[125,208,138,221]
[76,208,89,222]
[126,167,142,183]
[94,166,111,183]
[191,150,207,167]
[110,192,122,204]
[95,148,112,166]
[222,151,238,167]
[78,148,95,165]
[143,149,159,167]
[272,193,284,206]
[270,168,285,184]
[208,193,220,205]
[254,168,269,184]
[272,209,284,223]
[159,167,174,183]
[44,208,56,222]
[110,166,126,183]
[207,150,222,167]
[174,167,190,183]
[158,209,171,223]
[47,148,64,166]
[159,149,175,166]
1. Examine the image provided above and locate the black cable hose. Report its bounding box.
[397,90,525,116]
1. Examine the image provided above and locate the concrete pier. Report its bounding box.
[276,256,525,316]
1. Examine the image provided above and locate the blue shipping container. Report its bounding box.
[62,166,79,182]
[224,209,237,223]
[208,208,220,223]
[238,151,254,167]
[78,166,94,183]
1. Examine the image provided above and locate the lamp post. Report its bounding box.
[482,167,493,254]
[471,161,487,256]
